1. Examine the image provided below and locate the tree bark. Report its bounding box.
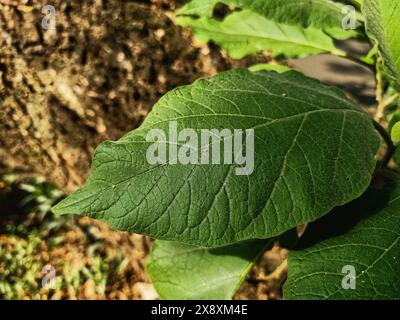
[0,0,254,193]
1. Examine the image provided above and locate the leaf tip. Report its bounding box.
[51,198,76,216]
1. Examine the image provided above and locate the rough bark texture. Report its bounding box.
[0,0,264,193]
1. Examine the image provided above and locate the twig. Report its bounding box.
[373,120,395,168]
[374,56,386,121]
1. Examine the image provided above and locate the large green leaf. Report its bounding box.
[362,0,400,88]
[177,0,354,29]
[284,184,400,299]
[52,69,379,247]
[147,239,271,299]
[178,10,344,59]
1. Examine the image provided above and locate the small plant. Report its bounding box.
[0,175,131,299]
[53,0,400,299]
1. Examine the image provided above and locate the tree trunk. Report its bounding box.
[0,0,254,193]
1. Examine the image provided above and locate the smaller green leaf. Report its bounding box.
[177,0,363,31]
[391,121,400,145]
[388,104,400,132]
[324,26,360,40]
[284,184,400,300]
[147,239,272,300]
[362,0,400,89]
[226,0,361,30]
[178,10,344,59]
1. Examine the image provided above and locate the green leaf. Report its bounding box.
[226,0,359,29]
[178,10,344,59]
[177,0,358,30]
[362,0,400,89]
[52,69,379,247]
[389,105,400,131]
[284,184,400,300]
[147,239,271,299]
[391,121,400,145]
[350,0,362,6]
[323,26,360,40]
[176,0,218,18]
[248,63,292,73]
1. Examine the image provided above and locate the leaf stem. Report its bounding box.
[373,120,395,167]
[374,56,386,121]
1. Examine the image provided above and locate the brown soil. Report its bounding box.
[0,199,285,300]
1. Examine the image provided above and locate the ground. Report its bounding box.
[0,175,287,299]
